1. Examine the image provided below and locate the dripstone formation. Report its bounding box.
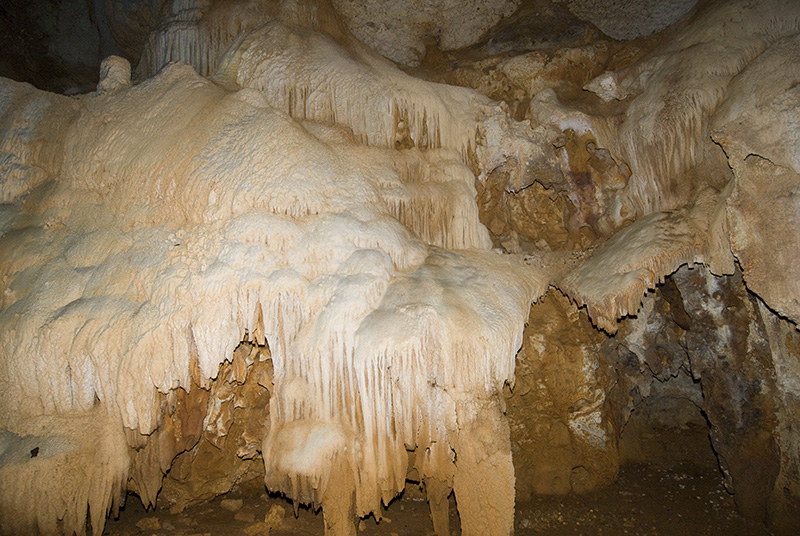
[1,1,799,535]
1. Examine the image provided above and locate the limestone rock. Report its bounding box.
[562,0,698,40]
[243,522,270,536]
[710,33,800,325]
[331,0,521,65]
[673,266,800,530]
[136,517,161,531]
[0,411,128,536]
[0,0,102,93]
[135,0,276,79]
[235,511,256,522]
[508,292,617,498]
[0,8,547,533]
[100,0,167,62]
[264,504,285,529]
[577,0,800,219]
[159,345,271,511]
[3,1,800,535]
[221,498,243,512]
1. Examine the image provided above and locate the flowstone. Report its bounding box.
[2,1,800,535]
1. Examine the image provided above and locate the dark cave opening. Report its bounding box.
[619,371,717,472]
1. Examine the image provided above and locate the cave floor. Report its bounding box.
[103,460,773,536]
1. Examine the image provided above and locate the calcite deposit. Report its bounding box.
[1,0,799,535]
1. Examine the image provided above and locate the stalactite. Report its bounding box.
[3,1,799,534]
[0,51,542,534]
[553,188,730,333]
[587,0,800,216]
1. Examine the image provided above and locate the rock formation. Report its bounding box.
[0,0,799,535]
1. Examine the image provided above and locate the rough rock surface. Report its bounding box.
[158,343,272,512]
[562,0,698,40]
[331,0,521,65]
[674,267,800,532]
[710,32,800,325]
[0,0,102,93]
[508,292,616,499]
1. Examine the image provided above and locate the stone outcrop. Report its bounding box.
[331,0,521,66]
[508,291,617,499]
[561,0,698,40]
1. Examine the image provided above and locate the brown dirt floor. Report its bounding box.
[103,459,773,536]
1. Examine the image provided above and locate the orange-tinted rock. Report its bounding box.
[159,343,272,512]
[507,291,618,498]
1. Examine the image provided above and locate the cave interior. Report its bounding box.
[1,1,799,535]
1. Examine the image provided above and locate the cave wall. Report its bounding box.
[508,291,617,498]
[0,0,119,94]
[674,267,800,532]
[1,1,800,535]
[507,264,800,533]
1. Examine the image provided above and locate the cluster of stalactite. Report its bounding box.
[1,1,800,535]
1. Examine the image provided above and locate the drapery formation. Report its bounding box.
[1,1,800,534]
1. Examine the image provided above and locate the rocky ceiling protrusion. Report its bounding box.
[330,0,521,65]
[561,0,698,40]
